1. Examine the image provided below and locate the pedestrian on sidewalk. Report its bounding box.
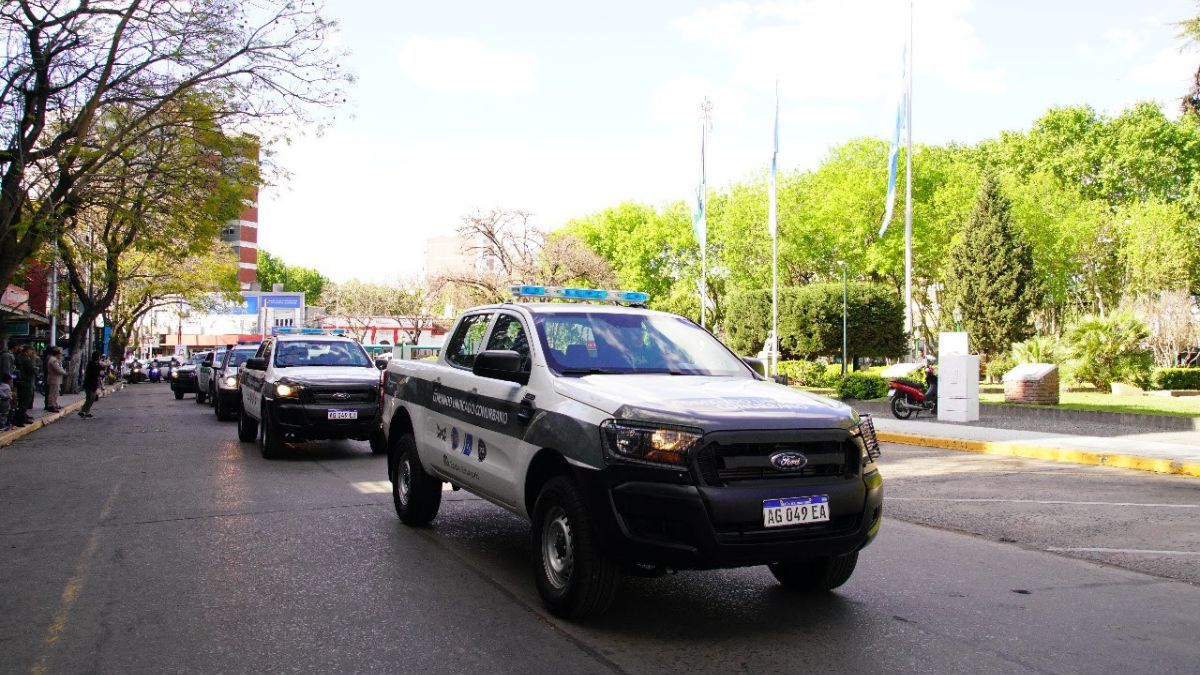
[0,373,13,430]
[13,345,36,426]
[79,351,102,419]
[0,342,14,379]
[44,347,66,412]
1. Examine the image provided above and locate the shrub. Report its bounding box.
[1012,335,1061,364]
[985,354,1015,383]
[1064,313,1153,390]
[835,372,888,400]
[1152,368,1200,390]
[778,360,829,387]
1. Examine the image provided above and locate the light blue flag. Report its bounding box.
[879,44,908,238]
[692,126,707,246]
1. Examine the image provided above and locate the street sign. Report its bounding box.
[5,320,30,336]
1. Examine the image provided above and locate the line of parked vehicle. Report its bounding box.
[168,343,262,421]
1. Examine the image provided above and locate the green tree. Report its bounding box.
[943,174,1040,358]
[256,250,329,305]
[1179,8,1200,116]
[725,284,905,362]
[0,1,347,291]
[57,101,253,391]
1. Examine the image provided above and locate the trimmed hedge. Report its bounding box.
[1152,368,1200,390]
[778,360,835,387]
[836,372,889,400]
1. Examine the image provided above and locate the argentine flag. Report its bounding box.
[879,44,908,238]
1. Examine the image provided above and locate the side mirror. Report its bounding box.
[742,356,767,378]
[473,349,529,385]
[375,357,388,370]
[244,357,266,371]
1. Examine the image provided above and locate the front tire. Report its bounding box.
[215,393,234,421]
[890,394,913,419]
[237,400,258,441]
[260,407,285,459]
[390,434,441,525]
[531,476,620,619]
[196,386,207,404]
[769,552,859,592]
[174,390,183,400]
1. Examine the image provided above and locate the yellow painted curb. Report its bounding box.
[876,430,1200,478]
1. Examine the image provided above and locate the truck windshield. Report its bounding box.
[534,312,752,377]
[274,341,372,368]
[226,349,258,368]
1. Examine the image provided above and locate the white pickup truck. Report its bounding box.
[379,286,883,618]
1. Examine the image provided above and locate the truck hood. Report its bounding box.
[552,374,857,432]
[274,366,380,387]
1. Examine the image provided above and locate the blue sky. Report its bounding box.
[258,0,1199,283]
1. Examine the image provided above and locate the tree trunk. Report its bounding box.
[61,307,101,394]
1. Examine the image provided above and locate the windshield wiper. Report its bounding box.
[559,367,623,375]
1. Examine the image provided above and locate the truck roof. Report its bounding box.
[472,302,673,317]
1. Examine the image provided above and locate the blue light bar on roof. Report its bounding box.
[509,285,650,305]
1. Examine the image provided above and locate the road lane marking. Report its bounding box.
[1048,547,1200,556]
[351,480,392,494]
[30,481,122,675]
[888,497,1198,508]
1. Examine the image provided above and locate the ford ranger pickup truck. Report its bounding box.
[380,285,883,618]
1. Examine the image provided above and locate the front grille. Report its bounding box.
[306,386,376,404]
[695,438,856,485]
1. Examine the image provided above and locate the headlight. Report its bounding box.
[223,376,238,388]
[600,420,702,467]
[275,383,302,398]
[851,414,882,462]
[171,371,178,379]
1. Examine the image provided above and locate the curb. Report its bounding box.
[0,384,125,448]
[876,430,1200,478]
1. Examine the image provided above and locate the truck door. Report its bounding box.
[242,339,273,417]
[425,312,494,493]
[461,311,533,507]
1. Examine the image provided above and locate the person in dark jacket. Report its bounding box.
[79,351,102,419]
[13,345,36,426]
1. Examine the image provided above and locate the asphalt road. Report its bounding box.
[1,384,1197,674]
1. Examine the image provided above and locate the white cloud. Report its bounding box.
[398,36,537,96]
[1128,46,1195,88]
[671,0,1005,100]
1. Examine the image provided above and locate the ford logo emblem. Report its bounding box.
[332,392,351,400]
[770,451,808,471]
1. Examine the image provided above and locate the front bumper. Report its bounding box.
[268,399,379,441]
[577,461,883,570]
[171,375,197,392]
[217,387,240,405]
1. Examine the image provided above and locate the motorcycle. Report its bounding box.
[147,363,162,383]
[887,361,938,419]
[125,361,145,384]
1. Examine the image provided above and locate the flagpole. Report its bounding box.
[700,98,705,329]
[904,0,914,357]
[769,81,779,378]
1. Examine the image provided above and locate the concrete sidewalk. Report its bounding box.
[869,414,1200,477]
[0,385,120,448]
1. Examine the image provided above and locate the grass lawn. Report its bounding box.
[980,392,1200,417]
